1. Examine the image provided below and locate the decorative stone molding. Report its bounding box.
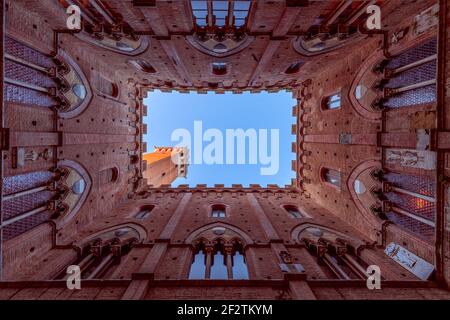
[55,160,92,227]
[185,222,253,245]
[186,33,254,58]
[54,49,93,119]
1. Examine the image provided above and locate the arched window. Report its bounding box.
[129,59,157,73]
[285,62,304,74]
[353,179,366,195]
[211,204,226,218]
[54,226,140,280]
[300,227,370,280]
[321,168,341,188]
[189,239,249,280]
[212,62,228,75]
[135,205,154,219]
[99,167,119,185]
[191,0,251,28]
[188,245,207,279]
[95,74,119,98]
[355,85,368,100]
[283,205,308,218]
[323,93,341,110]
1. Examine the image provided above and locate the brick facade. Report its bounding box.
[1,0,449,300]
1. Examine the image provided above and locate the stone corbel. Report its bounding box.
[90,241,104,257]
[279,250,293,264]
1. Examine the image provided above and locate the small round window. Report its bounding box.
[354,179,367,194]
[355,85,368,100]
[116,41,133,52]
[72,84,87,99]
[72,179,86,194]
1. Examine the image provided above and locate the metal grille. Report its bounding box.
[2,171,53,195]
[384,172,435,197]
[386,38,437,69]
[4,83,55,107]
[2,211,52,241]
[384,38,437,108]
[386,61,436,88]
[386,212,434,243]
[4,36,56,107]
[5,36,53,68]
[5,60,55,88]
[384,84,436,108]
[386,192,435,221]
[3,191,53,221]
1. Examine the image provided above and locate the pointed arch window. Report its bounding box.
[54,226,139,280]
[95,74,119,98]
[129,59,157,74]
[321,168,341,189]
[135,205,154,219]
[285,62,304,75]
[283,205,308,218]
[212,62,228,75]
[190,0,251,28]
[189,239,249,280]
[301,228,371,280]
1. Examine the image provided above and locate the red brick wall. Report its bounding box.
[1,0,448,299]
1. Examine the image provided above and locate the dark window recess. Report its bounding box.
[135,205,154,219]
[323,93,341,110]
[211,204,226,218]
[130,59,157,73]
[99,167,119,184]
[322,168,341,188]
[284,205,303,218]
[212,62,227,75]
[285,62,304,74]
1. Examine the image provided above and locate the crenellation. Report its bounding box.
[1,0,449,300]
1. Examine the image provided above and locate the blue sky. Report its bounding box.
[143,90,296,187]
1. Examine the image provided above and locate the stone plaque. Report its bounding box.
[385,242,434,280]
[385,149,436,170]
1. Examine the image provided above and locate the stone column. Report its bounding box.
[121,192,192,299]
[204,245,214,280]
[224,245,234,280]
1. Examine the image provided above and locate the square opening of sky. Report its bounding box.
[143,90,296,187]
